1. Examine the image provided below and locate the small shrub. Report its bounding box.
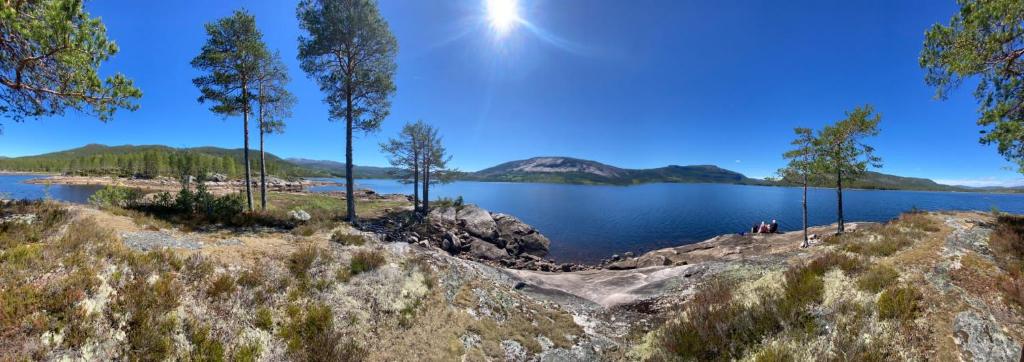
[232,341,262,362]
[288,246,321,279]
[331,231,366,246]
[185,320,226,362]
[89,186,144,208]
[986,215,1024,307]
[857,264,900,293]
[207,274,237,300]
[753,344,796,362]
[279,303,364,361]
[236,268,266,289]
[350,249,386,275]
[877,285,921,321]
[254,307,274,331]
[114,272,181,361]
[183,253,215,282]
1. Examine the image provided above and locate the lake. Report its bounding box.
[4,173,1024,263]
[315,178,1024,262]
[0,174,104,204]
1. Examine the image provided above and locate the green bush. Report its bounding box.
[350,249,386,275]
[89,186,144,208]
[279,303,364,361]
[207,274,237,300]
[185,320,226,361]
[255,307,274,331]
[331,231,366,246]
[288,246,322,280]
[877,286,920,321]
[857,264,900,293]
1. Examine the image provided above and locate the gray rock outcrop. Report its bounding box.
[953,311,1022,362]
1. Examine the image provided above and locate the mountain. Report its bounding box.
[789,171,964,192]
[286,158,398,179]
[466,157,765,185]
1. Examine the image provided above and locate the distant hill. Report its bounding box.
[0,144,327,179]
[464,157,765,185]
[286,158,398,179]
[784,171,964,192]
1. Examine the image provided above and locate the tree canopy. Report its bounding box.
[815,105,883,181]
[296,0,397,132]
[921,0,1024,171]
[190,9,268,118]
[0,0,141,126]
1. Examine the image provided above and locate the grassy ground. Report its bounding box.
[633,211,1011,361]
[0,200,584,361]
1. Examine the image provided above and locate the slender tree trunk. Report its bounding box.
[802,172,808,247]
[412,155,420,214]
[836,167,845,233]
[259,130,267,211]
[258,84,267,211]
[422,151,430,214]
[345,91,356,224]
[242,83,253,212]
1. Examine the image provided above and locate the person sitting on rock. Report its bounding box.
[751,223,760,234]
[758,221,769,234]
[769,219,779,233]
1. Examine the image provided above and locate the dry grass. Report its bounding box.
[857,264,900,293]
[990,215,1024,307]
[877,285,921,321]
[350,249,387,275]
[279,303,363,362]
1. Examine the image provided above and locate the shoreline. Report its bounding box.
[21,174,342,193]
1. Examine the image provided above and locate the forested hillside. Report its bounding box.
[0,144,326,179]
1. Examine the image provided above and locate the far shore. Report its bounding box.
[21,174,342,194]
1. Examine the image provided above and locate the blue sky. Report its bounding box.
[0,0,1017,186]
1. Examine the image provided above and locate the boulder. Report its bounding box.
[493,213,550,257]
[456,205,499,240]
[466,237,510,261]
[953,311,1022,362]
[287,209,311,222]
[428,206,457,223]
[206,173,229,182]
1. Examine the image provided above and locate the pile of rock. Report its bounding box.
[418,205,589,272]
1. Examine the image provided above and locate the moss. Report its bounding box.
[857,264,900,293]
[877,285,921,321]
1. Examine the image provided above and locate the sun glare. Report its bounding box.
[486,0,520,35]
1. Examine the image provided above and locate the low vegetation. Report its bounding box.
[990,214,1024,308]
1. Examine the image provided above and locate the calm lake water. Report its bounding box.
[0,174,104,204]
[315,178,1024,263]
[4,173,1024,263]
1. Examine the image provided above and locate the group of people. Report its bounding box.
[751,219,779,234]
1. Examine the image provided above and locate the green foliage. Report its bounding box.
[990,215,1024,307]
[279,303,364,361]
[921,0,1024,171]
[88,186,144,208]
[0,0,141,123]
[331,231,367,246]
[297,0,398,221]
[287,246,322,280]
[232,341,262,362]
[113,272,181,361]
[877,286,921,321]
[254,307,274,331]
[207,274,237,300]
[656,251,867,360]
[0,144,321,178]
[814,105,883,183]
[350,249,386,275]
[191,10,268,118]
[857,264,900,293]
[186,320,226,362]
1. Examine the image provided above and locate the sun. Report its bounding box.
[486,0,520,35]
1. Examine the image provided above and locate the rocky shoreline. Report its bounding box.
[24,174,340,193]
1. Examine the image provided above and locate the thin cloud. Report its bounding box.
[934,177,1024,188]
